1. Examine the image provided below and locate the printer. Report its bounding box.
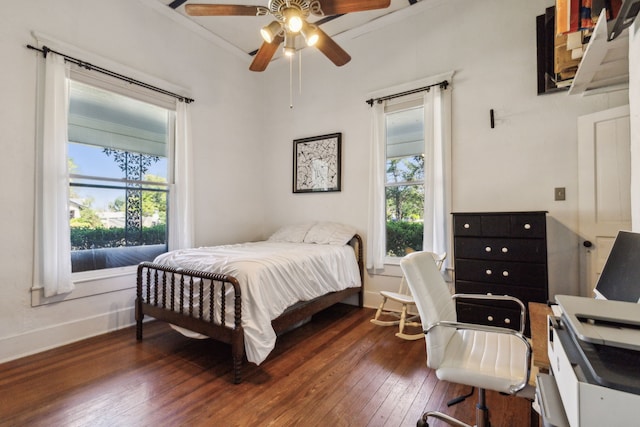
[537,231,640,427]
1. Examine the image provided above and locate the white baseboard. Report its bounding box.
[0,306,136,364]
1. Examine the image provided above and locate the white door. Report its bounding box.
[578,105,631,297]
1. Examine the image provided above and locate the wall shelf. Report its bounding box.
[568,9,630,95]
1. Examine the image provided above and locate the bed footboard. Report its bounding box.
[135,262,244,383]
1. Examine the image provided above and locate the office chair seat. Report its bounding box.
[438,329,530,394]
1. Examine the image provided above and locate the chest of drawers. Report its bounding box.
[452,211,548,336]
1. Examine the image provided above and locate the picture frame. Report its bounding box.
[293,133,342,193]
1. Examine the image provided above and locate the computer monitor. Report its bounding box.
[593,231,640,303]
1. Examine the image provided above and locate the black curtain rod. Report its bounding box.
[365,80,449,107]
[26,44,194,104]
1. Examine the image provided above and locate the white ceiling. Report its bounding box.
[152,0,418,61]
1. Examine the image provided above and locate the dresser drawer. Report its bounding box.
[456,301,523,332]
[454,214,508,236]
[509,213,546,238]
[455,259,547,287]
[455,280,547,305]
[454,237,547,263]
[453,212,546,238]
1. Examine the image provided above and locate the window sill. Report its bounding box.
[370,258,404,278]
[31,265,137,307]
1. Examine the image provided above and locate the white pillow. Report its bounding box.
[267,223,315,243]
[303,222,356,245]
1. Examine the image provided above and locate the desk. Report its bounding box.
[528,302,552,371]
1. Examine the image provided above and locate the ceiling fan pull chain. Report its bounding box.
[289,54,294,109]
[299,50,303,95]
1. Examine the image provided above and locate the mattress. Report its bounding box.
[153,241,361,364]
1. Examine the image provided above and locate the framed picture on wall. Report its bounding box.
[293,133,342,193]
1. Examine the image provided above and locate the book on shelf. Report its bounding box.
[556,0,622,35]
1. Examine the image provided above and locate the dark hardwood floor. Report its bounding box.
[0,305,532,426]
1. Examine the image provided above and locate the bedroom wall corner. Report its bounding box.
[630,21,640,231]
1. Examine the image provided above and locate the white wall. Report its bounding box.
[258,0,630,306]
[0,0,266,362]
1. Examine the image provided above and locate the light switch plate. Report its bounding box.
[554,187,566,201]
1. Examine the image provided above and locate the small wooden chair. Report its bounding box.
[370,252,446,340]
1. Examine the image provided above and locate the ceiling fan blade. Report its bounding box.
[320,0,391,15]
[185,4,261,16]
[249,35,284,72]
[314,28,351,67]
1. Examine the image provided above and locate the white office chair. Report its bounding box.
[400,251,532,427]
[370,252,446,340]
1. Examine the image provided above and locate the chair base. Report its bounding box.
[417,388,489,427]
[417,411,472,427]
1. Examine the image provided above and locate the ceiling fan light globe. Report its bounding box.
[305,33,319,46]
[301,23,319,46]
[260,20,282,43]
[288,17,303,33]
[260,28,273,43]
[283,8,304,33]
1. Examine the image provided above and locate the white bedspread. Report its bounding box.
[153,241,361,365]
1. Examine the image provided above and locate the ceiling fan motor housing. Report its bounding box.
[268,0,324,22]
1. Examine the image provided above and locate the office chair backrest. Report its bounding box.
[400,251,456,369]
[397,252,446,296]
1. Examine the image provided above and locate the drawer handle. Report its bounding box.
[502,271,509,277]
[485,246,492,252]
[501,247,508,253]
[485,269,492,275]
[487,315,494,322]
[464,223,470,229]
[504,318,511,324]
[524,223,531,230]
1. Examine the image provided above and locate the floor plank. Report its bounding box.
[0,305,532,426]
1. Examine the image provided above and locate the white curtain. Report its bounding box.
[366,101,387,270]
[40,53,74,297]
[168,101,194,251]
[422,86,450,261]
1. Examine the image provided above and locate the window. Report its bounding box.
[366,74,451,271]
[67,79,173,273]
[385,100,425,257]
[33,49,192,302]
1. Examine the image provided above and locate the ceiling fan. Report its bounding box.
[185,0,392,71]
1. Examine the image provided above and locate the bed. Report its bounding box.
[135,222,364,383]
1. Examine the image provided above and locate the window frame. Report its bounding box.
[384,98,427,261]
